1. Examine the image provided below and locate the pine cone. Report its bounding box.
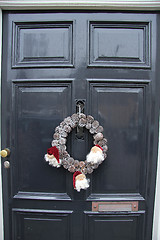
[95,126,104,133]
[86,123,92,129]
[94,133,103,141]
[89,128,96,134]
[82,168,87,174]
[92,120,99,129]
[74,160,80,167]
[61,131,68,138]
[92,163,99,169]
[79,113,86,119]
[97,138,107,146]
[103,145,108,152]
[63,151,70,158]
[64,125,71,133]
[64,117,73,126]
[51,140,59,147]
[79,118,87,127]
[62,159,68,165]
[87,166,93,174]
[59,145,66,152]
[55,126,61,133]
[87,115,94,123]
[59,138,66,145]
[71,113,79,123]
[68,165,75,173]
[79,161,85,168]
[53,132,60,140]
[68,157,74,164]
[60,121,66,127]
[63,163,69,169]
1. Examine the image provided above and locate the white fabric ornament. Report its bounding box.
[86,145,104,164]
[73,171,90,192]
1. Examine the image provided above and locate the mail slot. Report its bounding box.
[92,201,138,212]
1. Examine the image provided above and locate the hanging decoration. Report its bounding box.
[44,112,108,192]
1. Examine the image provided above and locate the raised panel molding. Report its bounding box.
[12,209,73,240]
[88,21,150,68]
[84,211,145,240]
[11,79,73,200]
[12,21,74,68]
[86,79,151,201]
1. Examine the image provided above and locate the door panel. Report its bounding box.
[88,21,150,68]
[2,11,159,240]
[12,80,72,197]
[84,212,145,240]
[88,81,150,197]
[12,21,74,68]
[12,209,73,240]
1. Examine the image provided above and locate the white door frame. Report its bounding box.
[0,1,160,240]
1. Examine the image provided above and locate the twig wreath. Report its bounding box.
[44,113,108,192]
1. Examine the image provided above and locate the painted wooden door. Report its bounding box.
[1,11,160,240]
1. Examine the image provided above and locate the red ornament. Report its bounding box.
[73,171,82,189]
[95,144,103,151]
[47,146,59,163]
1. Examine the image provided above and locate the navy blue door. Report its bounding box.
[1,11,160,240]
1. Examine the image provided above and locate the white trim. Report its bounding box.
[0,0,160,10]
[152,120,160,240]
[0,8,4,240]
[0,3,160,240]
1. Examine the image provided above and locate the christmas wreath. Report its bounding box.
[44,113,108,192]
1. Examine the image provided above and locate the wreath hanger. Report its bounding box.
[44,108,108,192]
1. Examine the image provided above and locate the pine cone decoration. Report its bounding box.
[53,132,60,140]
[87,166,93,174]
[79,113,86,119]
[63,151,70,158]
[82,168,87,174]
[79,118,87,127]
[86,123,92,129]
[79,161,85,168]
[59,138,66,145]
[51,140,59,147]
[92,120,99,129]
[94,133,103,141]
[60,121,66,127]
[74,160,80,168]
[64,125,71,133]
[89,128,96,134]
[68,157,74,164]
[61,131,68,138]
[95,126,104,133]
[55,126,61,133]
[103,145,108,152]
[68,165,75,173]
[71,113,79,123]
[87,115,94,123]
[92,163,99,169]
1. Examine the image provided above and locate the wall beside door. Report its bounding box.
[0,2,160,240]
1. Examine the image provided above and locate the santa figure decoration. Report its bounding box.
[73,171,90,192]
[44,146,61,168]
[86,144,104,164]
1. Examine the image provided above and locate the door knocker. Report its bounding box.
[44,112,108,192]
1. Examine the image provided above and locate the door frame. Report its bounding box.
[0,2,160,240]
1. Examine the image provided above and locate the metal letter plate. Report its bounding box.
[92,201,138,212]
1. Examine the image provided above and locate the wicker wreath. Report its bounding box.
[44,113,108,191]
